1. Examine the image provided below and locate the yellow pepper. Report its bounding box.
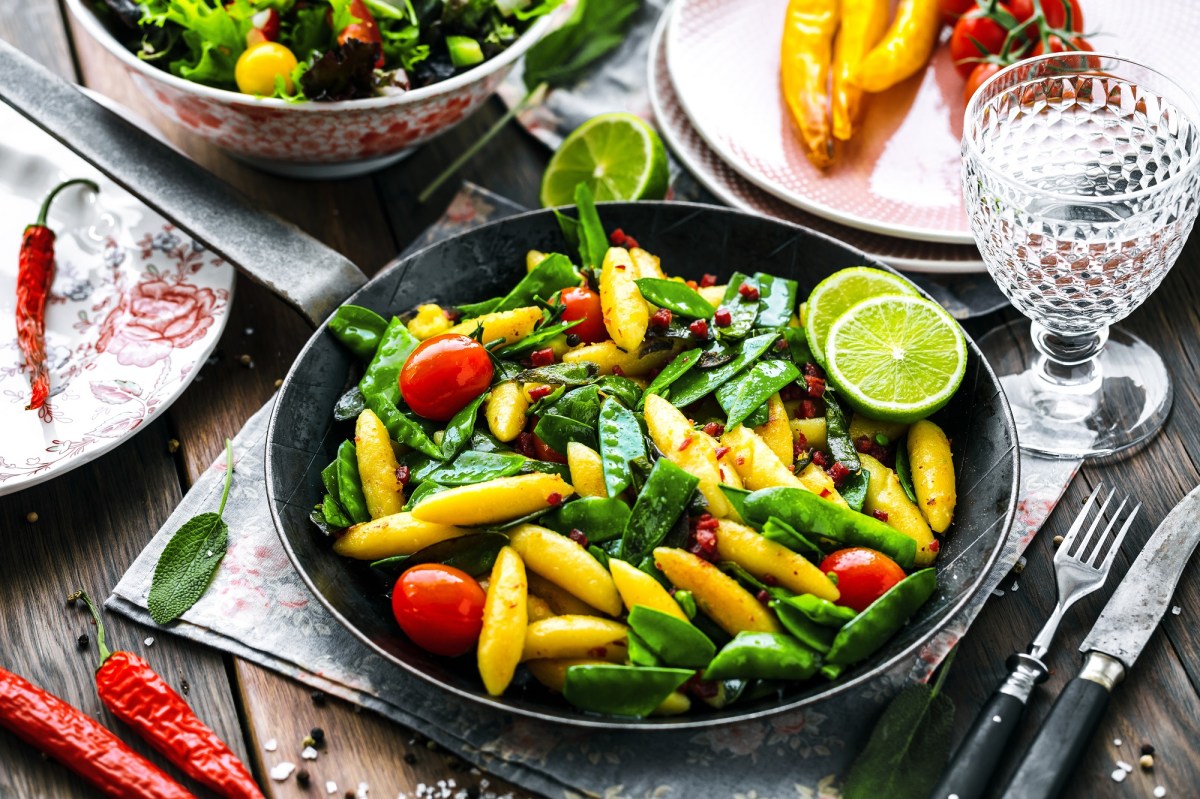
[852,0,940,93]
[831,0,889,141]
[780,0,840,168]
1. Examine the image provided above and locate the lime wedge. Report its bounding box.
[824,294,967,423]
[540,112,669,207]
[805,267,919,366]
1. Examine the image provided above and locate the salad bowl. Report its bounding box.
[64,0,552,179]
[265,202,1020,728]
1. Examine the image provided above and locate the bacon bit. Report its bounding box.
[779,383,805,402]
[811,450,829,469]
[803,362,825,378]
[703,422,725,438]
[515,432,536,458]
[738,282,760,301]
[799,399,820,419]
[755,589,771,606]
[699,273,718,288]
[678,436,694,452]
[820,488,832,498]
[775,337,789,351]
[443,308,461,323]
[530,347,555,367]
[761,574,778,586]
[587,647,609,658]
[611,365,625,377]
[528,385,554,401]
[713,307,732,327]
[688,319,709,339]
[805,375,826,398]
[684,674,720,699]
[736,456,746,466]
[872,509,889,522]
[650,308,673,328]
[927,498,938,506]
[688,514,720,562]
[568,529,589,548]
[395,464,411,487]
[854,435,890,462]
[546,492,564,507]
[715,446,731,460]
[609,228,639,248]
[793,434,809,459]
[929,540,941,553]
[828,461,851,488]
[615,263,627,271]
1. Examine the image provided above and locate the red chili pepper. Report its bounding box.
[75,592,264,799]
[0,665,194,799]
[337,0,385,68]
[18,179,97,416]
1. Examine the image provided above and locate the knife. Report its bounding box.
[1000,483,1200,799]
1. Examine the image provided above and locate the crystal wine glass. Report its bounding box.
[962,53,1200,459]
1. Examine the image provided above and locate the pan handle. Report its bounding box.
[0,40,366,328]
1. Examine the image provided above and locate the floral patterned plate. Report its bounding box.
[0,101,233,495]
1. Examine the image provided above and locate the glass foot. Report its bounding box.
[978,320,1172,460]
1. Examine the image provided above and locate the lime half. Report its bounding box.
[824,294,968,423]
[540,112,669,207]
[805,267,919,365]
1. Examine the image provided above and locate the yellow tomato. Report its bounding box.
[235,43,298,96]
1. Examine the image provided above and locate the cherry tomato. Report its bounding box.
[938,0,978,26]
[531,430,568,464]
[391,564,486,657]
[950,11,1012,79]
[399,333,494,422]
[1008,0,1084,33]
[234,42,298,96]
[1031,32,1092,56]
[819,548,908,613]
[559,286,607,343]
[964,62,1002,105]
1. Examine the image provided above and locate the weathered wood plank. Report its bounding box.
[0,0,76,80]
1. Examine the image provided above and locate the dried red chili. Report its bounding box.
[18,179,97,417]
[0,665,194,799]
[75,592,264,799]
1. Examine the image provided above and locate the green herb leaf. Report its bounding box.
[148,440,234,624]
[714,359,800,429]
[522,0,642,91]
[574,183,608,270]
[441,392,487,461]
[598,396,645,498]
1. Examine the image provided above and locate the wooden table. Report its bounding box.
[2,4,1198,797]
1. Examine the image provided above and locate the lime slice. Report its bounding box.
[540,112,669,207]
[824,294,968,423]
[805,267,919,365]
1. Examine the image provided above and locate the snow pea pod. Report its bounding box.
[776,593,857,628]
[421,451,526,486]
[321,494,352,529]
[371,532,508,577]
[716,272,759,339]
[769,600,835,654]
[673,590,697,619]
[715,359,801,428]
[825,568,937,666]
[703,632,820,681]
[634,278,716,318]
[336,441,370,524]
[333,386,366,421]
[719,485,752,521]
[543,385,603,428]
[744,402,771,428]
[520,460,572,480]
[895,439,917,502]
[327,304,388,360]
[458,253,581,318]
[627,631,660,667]
[365,393,442,459]
[541,496,631,543]
[667,332,780,407]
[628,606,715,668]
[783,326,815,367]
[595,376,643,409]
[761,516,823,561]
[744,487,917,568]
[359,317,419,405]
[619,458,699,564]
[573,184,608,271]
[598,397,645,498]
[753,272,799,329]
[321,460,340,500]
[563,665,693,718]
[534,414,598,455]
[639,348,701,408]
[496,318,580,359]
[823,389,868,511]
[403,480,447,511]
[441,392,487,461]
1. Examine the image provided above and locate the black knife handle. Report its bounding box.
[1000,663,1119,799]
[930,654,1047,799]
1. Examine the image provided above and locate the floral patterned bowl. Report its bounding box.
[64,0,552,179]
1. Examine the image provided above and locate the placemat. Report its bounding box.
[108,183,1080,799]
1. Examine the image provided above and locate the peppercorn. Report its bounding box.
[1141,743,1156,756]
[296,769,310,786]
[403,753,417,765]
[310,727,325,745]
[565,333,581,347]
[77,633,90,650]
[311,690,326,705]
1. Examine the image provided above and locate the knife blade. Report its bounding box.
[1001,483,1200,799]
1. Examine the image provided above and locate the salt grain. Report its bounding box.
[1117,759,1133,772]
[326,781,338,795]
[356,782,370,798]
[144,637,155,647]
[1114,738,1123,746]
[269,761,295,781]
[264,738,278,752]
[1172,606,1182,616]
[1154,787,1167,797]
[301,746,318,760]
[1111,769,1127,783]
[1011,581,1019,592]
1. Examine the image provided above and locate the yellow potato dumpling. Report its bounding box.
[445,306,542,348]
[790,416,827,453]
[332,513,466,560]
[849,413,909,448]
[478,546,528,696]
[566,442,607,498]
[528,573,606,617]
[859,452,937,566]
[653,547,782,636]
[644,394,735,519]
[525,658,609,692]
[754,393,793,468]
[521,616,629,662]
[407,304,452,340]
[721,425,805,493]
[354,409,404,519]
[508,524,623,616]
[630,247,667,280]
[609,558,689,622]
[714,520,839,601]
[598,247,650,351]
[409,473,574,527]
[907,419,956,533]
[485,381,528,443]
[562,341,676,377]
[526,250,549,272]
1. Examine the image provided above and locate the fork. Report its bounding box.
[930,483,1140,799]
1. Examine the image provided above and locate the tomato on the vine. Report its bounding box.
[559,286,607,343]
[1031,32,1093,56]
[820,548,907,613]
[391,564,487,657]
[964,62,1002,105]
[938,0,977,26]
[950,10,1012,79]
[1008,0,1084,36]
[399,333,494,422]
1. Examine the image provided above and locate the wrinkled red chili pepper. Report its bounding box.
[75,592,265,799]
[18,179,97,416]
[0,665,194,799]
[337,0,385,68]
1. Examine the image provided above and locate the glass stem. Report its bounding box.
[1030,322,1107,389]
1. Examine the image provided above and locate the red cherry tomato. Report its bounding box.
[559,286,607,343]
[399,333,494,422]
[531,431,568,464]
[938,0,978,26]
[1008,0,1084,33]
[950,10,1012,79]
[1031,32,1092,55]
[964,62,1002,105]
[391,564,486,657]
[819,548,908,613]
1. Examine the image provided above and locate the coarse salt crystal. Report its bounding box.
[1117,760,1133,772]
[1154,786,1167,797]
[357,782,370,798]
[326,781,338,795]
[269,761,295,781]
[1011,582,1019,592]
[1111,769,1127,783]
[1172,606,1182,615]
[301,746,318,760]
[264,738,277,752]
[1114,738,1123,746]
[144,637,155,646]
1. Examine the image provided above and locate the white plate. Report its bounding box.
[0,100,234,495]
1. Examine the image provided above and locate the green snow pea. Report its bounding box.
[321,460,340,500]
[825,568,937,666]
[421,451,526,486]
[634,278,716,318]
[761,516,823,561]
[639,348,702,407]
[321,494,352,529]
[895,439,917,502]
[823,388,868,511]
[333,386,366,421]
[543,385,603,428]
[628,605,715,668]
[335,441,370,525]
[595,375,643,409]
[627,630,660,667]
[520,460,572,480]
[516,361,599,386]
[534,414,598,455]
[573,183,608,271]
[496,318,581,359]
[769,600,835,654]
[470,429,511,453]
[588,545,611,570]
[752,272,799,329]
[673,590,698,620]
[778,593,857,628]
[783,325,815,368]
[562,665,693,718]
[327,305,388,361]
[371,532,508,577]
[744,487,917,568]
[365,393,442,459]
[441,393,487,461]
[458,253,581,318]
[744,402,771,428]
[715,359,801,428]
[715,272,759,339]
[598,397,645,498]
[703,632,820,681]
[403,481,447,511]
[619,458,699,564]
[359,317,419,406]
[541,496,631,544]
[667,332,780,407]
